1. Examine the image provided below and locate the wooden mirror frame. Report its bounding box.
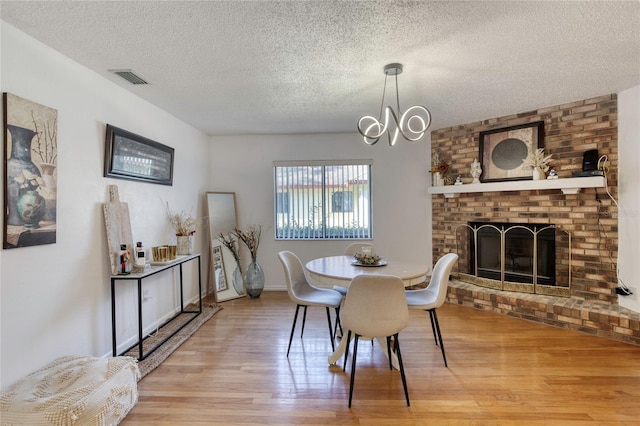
[206,192,245,301]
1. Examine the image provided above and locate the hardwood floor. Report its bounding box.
[122,291,640,425]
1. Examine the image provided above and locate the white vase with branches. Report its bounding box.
[165,202,202,255]
[523,148,553,180]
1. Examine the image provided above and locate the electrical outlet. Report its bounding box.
[142,289,151,302]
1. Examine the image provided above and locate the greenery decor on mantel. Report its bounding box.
[430,152,452,186]
[233,225,264,298]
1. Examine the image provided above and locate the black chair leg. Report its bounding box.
[334,307,343,337]
[394,333,410,406]
[300,306,308,338]
[386,336,392,370]
[430,309,448,367]
[343,330,352,371]
[325,307,335,351]
[287,305,301,357]
[428,309,438,345]
[348,335,360,408]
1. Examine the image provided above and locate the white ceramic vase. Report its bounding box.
[433,172,442,186]
[532,167,544,180]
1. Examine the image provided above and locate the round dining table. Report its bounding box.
[305,255,429,289]
[305,255,429,366]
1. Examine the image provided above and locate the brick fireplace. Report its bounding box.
[430,94,640,345]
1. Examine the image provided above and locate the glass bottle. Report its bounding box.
[135,242,145,266]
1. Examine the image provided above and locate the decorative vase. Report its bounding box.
[244,260,265,298]
[6,125,41,226]
[232,264,245,295]
[38,162,57,222]
[532,167,544,180]
[39,163,57,189]
[176,235,193,255]
[433,172,441,186]
[16,190,46,230]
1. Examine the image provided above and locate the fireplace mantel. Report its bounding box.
[428,176,605,198]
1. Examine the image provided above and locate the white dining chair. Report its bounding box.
[278,251,344,357]
[343,242,374,257]
[404,252,458,367]
[341,274,410,407]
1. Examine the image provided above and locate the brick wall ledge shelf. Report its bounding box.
[428,176,605,198]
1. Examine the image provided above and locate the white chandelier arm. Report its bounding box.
[398,105,432,142]
[385,107,401,146]
[357,115,386,145]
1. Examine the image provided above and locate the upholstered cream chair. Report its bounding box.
[341,274,410,407]
[278,251,344,357]
[404,253,458,367]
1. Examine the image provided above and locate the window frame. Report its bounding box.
[273,159,372,240]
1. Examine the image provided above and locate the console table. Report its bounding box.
[111,253,202,360]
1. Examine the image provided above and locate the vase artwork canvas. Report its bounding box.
[3,93,58,249]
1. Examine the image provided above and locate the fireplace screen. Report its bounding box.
[456,222,571,296]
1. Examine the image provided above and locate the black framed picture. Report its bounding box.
[104,124,174,185]
[479,121,544,183]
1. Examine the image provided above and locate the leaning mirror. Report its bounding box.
[206,192,245,301]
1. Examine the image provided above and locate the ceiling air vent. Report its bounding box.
[109,69,149,85]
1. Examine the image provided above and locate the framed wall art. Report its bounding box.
[479,121,545,183]
[3,93,58,249]
[104,124,174,185]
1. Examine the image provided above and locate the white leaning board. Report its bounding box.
[103,184,134,275]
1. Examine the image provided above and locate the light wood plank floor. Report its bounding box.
[122,291,640,425]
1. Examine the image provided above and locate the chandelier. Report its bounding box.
[357,63,431,146]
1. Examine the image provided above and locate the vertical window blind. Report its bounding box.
[273,160,372,240]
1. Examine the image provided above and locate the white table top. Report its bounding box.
[305,255,428,288]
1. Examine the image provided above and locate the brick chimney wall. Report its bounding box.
[431,94,618,303]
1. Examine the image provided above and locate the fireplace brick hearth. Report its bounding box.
[447,280,640,345]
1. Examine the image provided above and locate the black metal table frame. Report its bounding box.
[111,254,202,360]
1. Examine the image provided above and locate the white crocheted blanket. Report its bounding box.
[1,355,140,425]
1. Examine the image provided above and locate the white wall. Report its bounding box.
[0,23,211,388]
[209,133,432,291]
[617,85,640,313]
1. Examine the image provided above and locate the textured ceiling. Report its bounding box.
[1,1,639,136]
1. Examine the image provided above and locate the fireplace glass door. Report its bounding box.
[470,222,556,286]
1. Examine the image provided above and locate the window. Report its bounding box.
[274,160,372,240]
